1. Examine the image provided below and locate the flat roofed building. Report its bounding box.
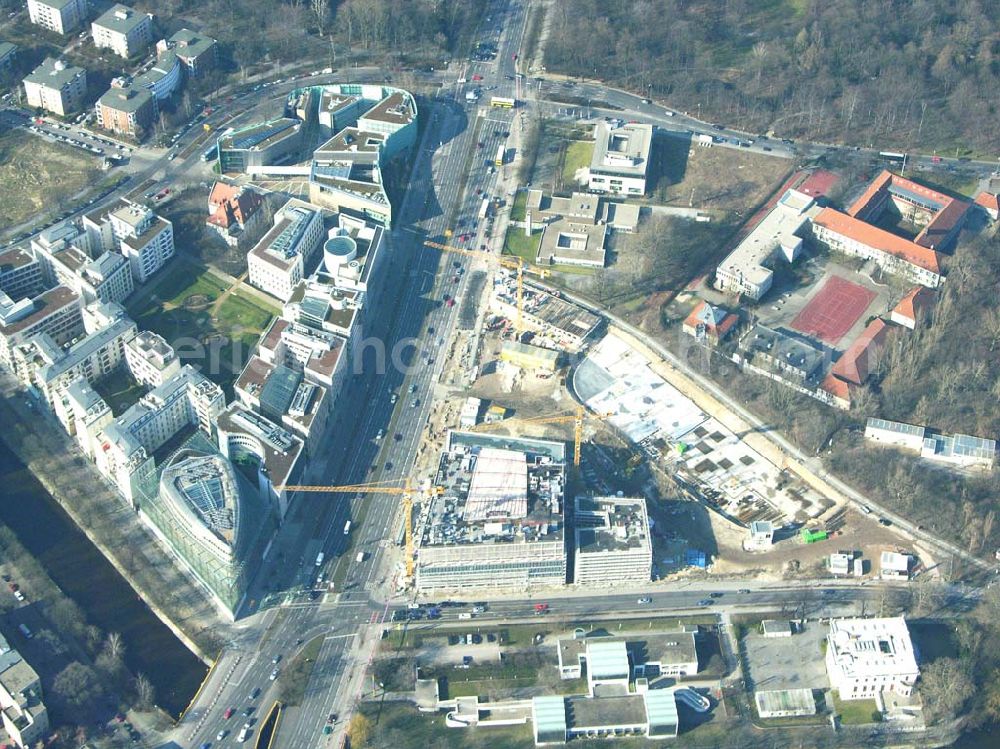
[573,496,652,586]
[585,639,630,694]
[56,377,113,458]
[84,199,174,284]
[825,617,919,700]
[96,77,157,138]
[218,118,303,174]
[28,0,88,34]
[745,520,774,551]
[864,417,926,452]
[761,620,793,638]
[92,4,153,58]
[315,91,365,135]
[247,199,325,302]
[165,28,216,75]
[755,688,816,719]
[0,248,44,303]
[537,218,608,268]
[215,404,304,518]
[714,189,818,301]
[0,286,83,368]
[23,58,86,116]
[0,646,49,749]
[921,432,996,468]
[145,446,275,618]
[124,330,180,387]
[588,121,653,196]
[879,551,911,580]
[32,230,134,306]
[416,431,567,592]
[500,340,560,372]
[530,691,678,746]
[559,631,698,682]
[94,365,225,506]
[492,279,601,351]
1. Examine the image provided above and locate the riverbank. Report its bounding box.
[0,374,231,667]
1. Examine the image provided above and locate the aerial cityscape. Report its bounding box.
[0,1,999,748]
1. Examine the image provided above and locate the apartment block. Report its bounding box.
[92,4,153,59]
[0,286,83,369]
[27,0,88,35]
[83,200,174,284]
[32,226,134,306]
[124,330,181,387]
[0,634,49,749]
[165,28,216,76]
[23,58,87,116]
[0,248,45,303]
[96,78,157,138]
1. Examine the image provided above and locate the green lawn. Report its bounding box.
[502,228,542,264]
[831,690,881,725]
[356,702,534,749]
[276,635,324,706]
[125,263,277,392]
[93,368,148,416]
[561,140,594,188]
[510,190,528,222]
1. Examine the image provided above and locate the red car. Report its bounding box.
[445,298,455,308]
[534,603,549,614]
[223,708,234,719]
[471,74,483,82]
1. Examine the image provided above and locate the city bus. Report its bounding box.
[494,144,505,167]
[201,143,217,162]
[878,151,906,164]
[479,197,490,220]
[490,96,516,109]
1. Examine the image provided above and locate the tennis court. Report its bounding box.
[790,276,875,344]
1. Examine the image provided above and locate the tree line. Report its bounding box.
[544,0,999,153]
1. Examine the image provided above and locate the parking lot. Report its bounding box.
[743,621,830,692]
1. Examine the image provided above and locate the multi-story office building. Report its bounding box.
[27,0,88,35]
[32,225,134,305]
[83,200,174,284]
[573,496,652,586]
[215,404,305,519]
[416,432,568,593]
[825,617,919,700]
[0,248,44,303]
[0,286,83,369]
[91,4,153,59]
[142,446,275,618]
[23,58,87,116]
[95,78,156,138]
[0,635,49,749]
[124,330,180,387]
[217,118,303,175]
[588,121,653,196]
[247,199,325,302]
[95,365,225,507]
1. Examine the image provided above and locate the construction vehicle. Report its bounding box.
[424,239,548,335]
[471,404,612,467]
[277,480,443,579]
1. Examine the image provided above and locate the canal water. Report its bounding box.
[0,441,206,717]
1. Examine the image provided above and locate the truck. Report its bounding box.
[494,144,505,167]
[344,521,352,535]
[315,552,325,567]
[237,725,250,743]
[356,551,365,563]
[465,90,479,102]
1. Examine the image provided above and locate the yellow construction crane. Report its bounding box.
[423,239,547,334]
[277,480,442,579]
[471,405,613,466]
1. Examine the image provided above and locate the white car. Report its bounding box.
[13,590,24,602]
[269,668,279,681]
[375,429,384,441]
[637,596,652,605]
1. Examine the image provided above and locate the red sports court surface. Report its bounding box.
[790,276,875,344]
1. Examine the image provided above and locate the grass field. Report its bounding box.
[357,701,533,749]
[502,228,542,264]
[93,369,147,416]
[561,140,594,189]
[831,690,881,725]
[510,190,528,222]
[0,131,99,229]
[126,261,277,392]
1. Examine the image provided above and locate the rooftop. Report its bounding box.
[160,450,241,545]
[93,4,150,35]
[168,28,216,60]
[221,118,301,152]
[537,218,608,267]
[741,324,825,377]
[891,286,934,325]
[360,90,415,126]
[421,431,566,548]
[317,127,386,155]
[830,318,890,385]
[575,496,650,554]
[812,207,941,275]
[99,81,154,113]
[215,404,303,488]
[717,188,818,290]
[0,286,78,335]
[590,121,653,178]
[250,201,320,271]
[24,57,84,90]
[827,617,918,681]
[0,247,36,274]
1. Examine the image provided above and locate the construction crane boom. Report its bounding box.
[276,480,443,579]
[424,239,547,334]
[471,405,613,466]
